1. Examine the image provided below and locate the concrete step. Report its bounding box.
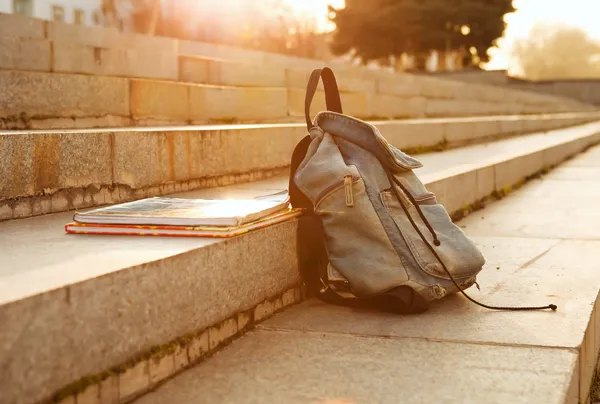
[3,112,600,221]
[1,13,596,133]
[2,122,600,404]
[1,67,595,131]
[1,13,593,112]
[136,143,600,404]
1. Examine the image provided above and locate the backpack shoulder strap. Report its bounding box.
[290,67,344,210]
[304,67,343,130]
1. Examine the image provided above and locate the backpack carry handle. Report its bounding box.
[305,67,343,130]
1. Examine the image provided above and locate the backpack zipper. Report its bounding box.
[314,176,359,210]
[344,175,355,207]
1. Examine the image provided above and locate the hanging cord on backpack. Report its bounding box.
[385,172,557,312]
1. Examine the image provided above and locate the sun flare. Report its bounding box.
[280,0,345,32]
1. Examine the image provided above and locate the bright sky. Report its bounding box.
[298,0,600,71]
[282,0,345,32]
[485,0,600,71]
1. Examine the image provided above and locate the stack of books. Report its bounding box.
[65,190,303,238]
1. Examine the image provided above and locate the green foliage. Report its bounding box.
[329,0,513,67]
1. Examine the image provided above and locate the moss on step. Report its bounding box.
[209,117,239,124]
[404,140,449,156]
[362,115,392,121]
[48,287,303,404]
[451,165,554,223]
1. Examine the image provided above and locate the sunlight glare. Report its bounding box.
[486,0,600,71]
[281,0,345,32]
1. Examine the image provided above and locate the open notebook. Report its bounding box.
[72,190,291,227]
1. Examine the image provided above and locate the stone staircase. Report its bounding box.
[1,12,596,130]
[2,12,600,404]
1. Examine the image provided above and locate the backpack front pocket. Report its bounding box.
[314,178,410,296]
[381,190,485,280]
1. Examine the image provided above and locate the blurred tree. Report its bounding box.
[328,0,514,69]
[511,23,600,80]
[99,0,324,59]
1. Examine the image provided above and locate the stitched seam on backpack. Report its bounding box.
[381,192,462,282]
[381,193,429,272]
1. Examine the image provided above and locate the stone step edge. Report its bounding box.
[3,114,600,223]
[2,111,597,135]
[1,52,589,111]
[28,130,600,404]
[50,286,305,404]
[1,69,596,131]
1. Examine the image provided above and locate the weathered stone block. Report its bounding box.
[499,118,525,135]
[119,360,149,400]
[444,120,500,144]
[186,126,302,180]
[99,375,119,404]
[177,56,211,84]
[420,77,456,99]
[476,166,496,201]
[237,312,252,331]
[189,85,287,123]
[188,331,209,363]
[0,133,35,199]
[178,40,220,59]
[0,131,112,199]
[180,57,286,87]
[53,43,178,80]
[130,79,189,122]
[0,13,45,39]
[209,318,238,350]
[117,32,178,53]
[495,151,544,191]
[254,300,275,322]
[288,88,326,118]
[48,21,177,53]
[378,120,445,151]
[281,289,297,307]
[12,199,32,218]
[340,91,370,118]
[58,394,76,404]
[337,74,376,94]
[425,99,463,117]
[443,169,478,215]
[112,131,163,189]
[0,71,129,119]
[369,94,426,118]
[179,40,264,64]
[376,75,422,97]
[0,202,12,221]
[173,345,189,372]
[149,354,174,385]
[77,384,100,404]
[0,36,51,71]
[285,68,310,89]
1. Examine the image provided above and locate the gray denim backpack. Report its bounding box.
[289,68,557,313]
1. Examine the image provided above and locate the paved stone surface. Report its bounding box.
[134,144,600,404]
[136,330,577,404]
[260,237,600,350]
[2,123,599,404]
[0,212,300,404]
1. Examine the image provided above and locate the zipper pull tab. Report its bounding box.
[344,176,355,207]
